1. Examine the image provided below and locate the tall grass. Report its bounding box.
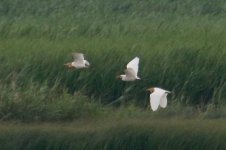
[1,0,226,120]
[1,1,226,149]
[0,81,103,121]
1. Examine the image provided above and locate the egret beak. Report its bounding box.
[166,90,171,94]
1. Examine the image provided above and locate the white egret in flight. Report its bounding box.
[146,87,171,111]
[117,57,140,81]
[65,53,90,69]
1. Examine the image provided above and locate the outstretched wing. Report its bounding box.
[150,93,161,111]
[150,89,166,111]
[72,52,86,66]
[73,53,85,61]
[159,93,168,108]
[126,57,139,76]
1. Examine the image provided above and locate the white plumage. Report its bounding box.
[146,87,170,111]
[118,57,140,81]
[65,52,90,69]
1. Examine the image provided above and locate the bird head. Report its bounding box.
[85,64,90,68]
[146,87,155,93]
[84,60,90,68]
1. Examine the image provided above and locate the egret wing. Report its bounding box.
[73,53,85,61]
[127,57,139,76]
[150,88,166,111]
[72,53,85,66]
[150,93,161,111]
[159,93,168,108]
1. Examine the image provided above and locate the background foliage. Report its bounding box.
[0,0,226,119]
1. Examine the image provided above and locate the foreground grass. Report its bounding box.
[0,118,225,150]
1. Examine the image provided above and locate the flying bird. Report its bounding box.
[117,57,141,81]
[146,87,171,111]
[64,53,90,69]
